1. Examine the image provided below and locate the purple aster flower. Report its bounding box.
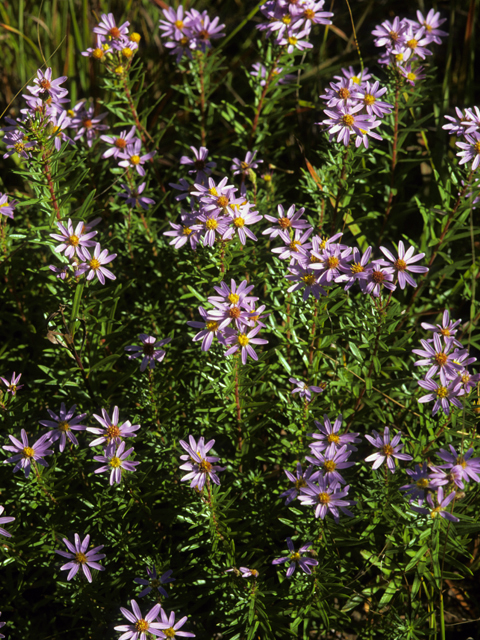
[208,279,257,307]
[50,218,98,258]
[163,34,196,64]
[68,101,108,147]
[453,366,480,393]
[207,299,254,332]
[179,435,225,491]
[101,126,138,159]
[456,132,480,171]
[285,265,326,301]
[280,463,319,505]
[443,107,469,136]
[272,538,318,578]
[320,77,357,108]
[231,150,263,176]
[164,212,202,250]
[118,139,156,176]
[401,25,433,61]
[156,608,195,639]
[416,9,448,44]
[336,246,372,290]
[2,128,36,160]
[180,146,216,183]
[279,29,313,54]
[27,67,68,100]
[187,306,227,352]
[321,103,382,148]
[55,533,105,583]
[88,406,140,447]
[238,567,259,578]
[124,335,171,372]
[196,211,230,247]
[0,505,15,538]
[364,427,412,473]
[38,403,87,452]
[263,204,310,243]
[114,600,163,640]
[294,2,333,31]
[0,193,16,220]
[435,445,480,486]
[400,63,426,86]
[272,227,313,262]
[310,244,353,285]
[187,9,225,52]
[94,441,140,485]
[76,242,116,285]
[363,261,396,297]
[412,334,464,384]
[0,372,23,396]
[298,473,354,521]
[3,429,53,478]
[400,462,430,505]
[372,17,408,50]
[224,325,269,365]
[223,204,263,246]
[118,182,156,210]
[308,414,361,453]
[334,66,372,87]
[421,310,463,348]
[93,13,130,41]
[417,378,464,415]
[134,567,175,598]
[289,378,325,401]
[306,444,355,486]
[462,106,480,135]
[49,264,69,280]
[411,487,459,523]
[379,240,428,289]
[352,81,393,118]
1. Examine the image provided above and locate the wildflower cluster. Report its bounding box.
[158,6,225,63]
[187,279,269,364]
[414,310,480,415]
[82,13,141,67]
[257,0,333,54]
[443,103,480,178]
[372,10,447,84]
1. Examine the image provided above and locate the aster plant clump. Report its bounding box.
[1,2,480,640]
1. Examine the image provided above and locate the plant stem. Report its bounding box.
[378,76,400,243]
[309,299,318,365]
[121,74,153,146]
[234,358,242,450]
[198,52,206,147]
[249,55,281,148]
[41,150,61,220]
[332,145,349,232]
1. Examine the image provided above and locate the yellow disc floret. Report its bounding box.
[238,334,249,347]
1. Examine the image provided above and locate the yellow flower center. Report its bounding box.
[130,32,141,43]
[290,552,301,562]
[122,47,133,58]
[440,328,450,336]
[114,65,124,75]
[289,240,301,251]
[435,352,448,366]
[394,258,407,271]
[294,477,307,489]
[14,142,26,153]
[130,155,141,165]
[206,219,218,230]
[372,270,384,283]
[351,263,364,274]
[461,373,470,384]
[304,8,315,19]
[416,478,429,489]
[407,38,418,49]
[282,15,291,24]
[89,258,101,270]
[217,195,229,208]
[425,23,432,32]
[102,43,110,51]
[234,217,245,228]
[135,620,150,633]
[430,507,441,519]
[389,30,398,42]
[351,75,361,84]
[318,492,330,504]
[208,187,218,196]
[395,53,404,62]
[364,94,376,106]
[206,320,219,331]
[182,226,192,235]
[475,141,480,154]
[338,87,350,99]
[23,447,35,458]
[323,460,336,473]
[250,569,259,577]
[109,456,122,468]
[109,26,121,38]
[327,433,340,444]
[407,72,417,82]
[93,48,104,59]
[342,114,355,126]
[287,36,297,45]
[456,456,467,469]
[180,36,189,46]
[228,293,240,304]
[229,307,241,319]
[327,256,340,269]
[199,459,212,473]
[162,628,176,639]
[238,334,249,347]
[301,274,316,286]
[174,20,184,29]
[279,217,291,229]
[106,425,121,440]
[435,386,448,399]
[382,444,394,456]
[69,235,80,246]
[75,552,88,563]
[58,421,70,432]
